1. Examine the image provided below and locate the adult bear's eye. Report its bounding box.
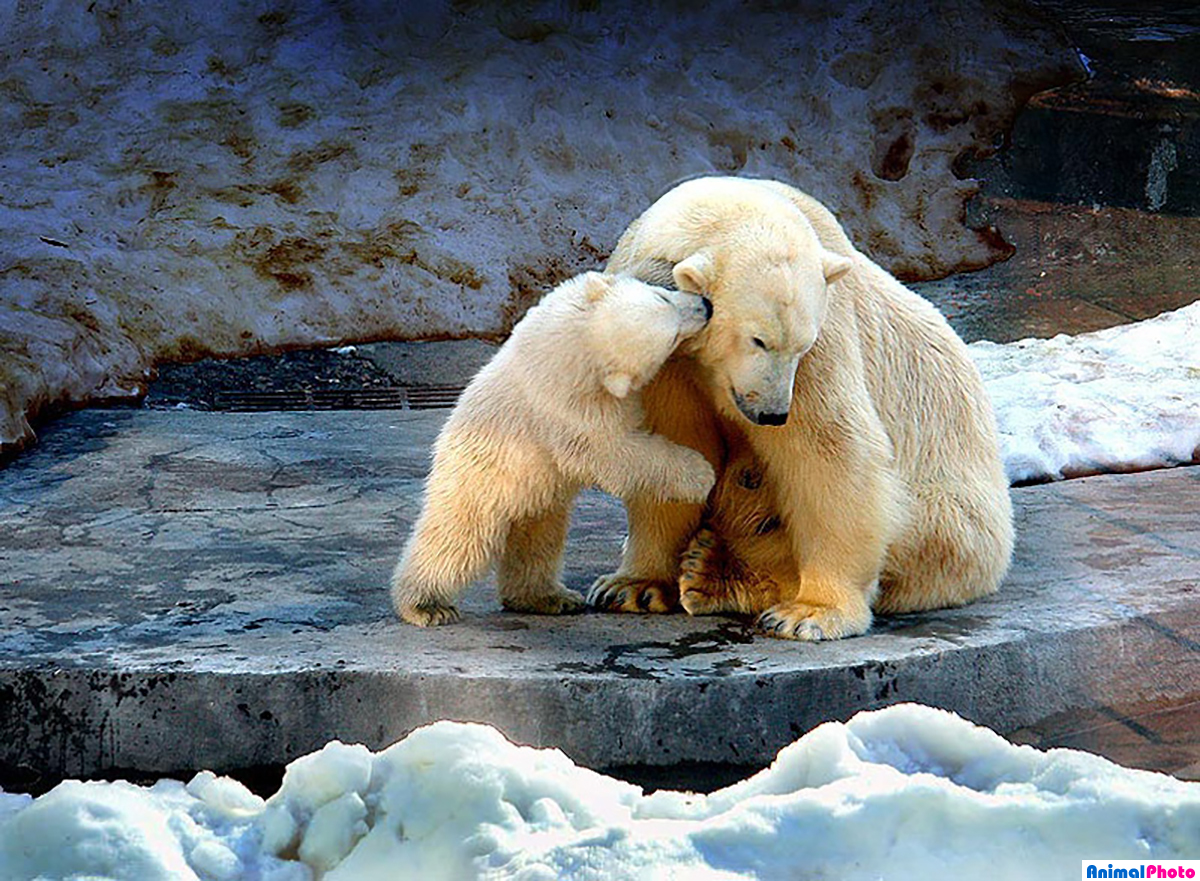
[752,337,767,350]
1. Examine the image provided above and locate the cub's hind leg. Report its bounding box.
[391,485,506,627]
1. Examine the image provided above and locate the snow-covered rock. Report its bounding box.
[0,0,1080,452]
[2,705,1198,879]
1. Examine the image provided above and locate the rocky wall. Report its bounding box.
[0,0,1081,453]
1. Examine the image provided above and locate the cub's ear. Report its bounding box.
[673,251,714,294]
[583,272,612,303]
[822,251,853,284]
[601,371,633,399]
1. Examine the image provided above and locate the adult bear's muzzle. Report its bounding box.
[755,410,789,426]
[732,390,791,427]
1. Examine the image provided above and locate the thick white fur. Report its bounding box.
[589,177,1014,640]
[391,271,715,626]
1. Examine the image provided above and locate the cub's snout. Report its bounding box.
[667,290,712,338]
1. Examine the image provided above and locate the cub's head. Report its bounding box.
[670,226,851,427]
[579,272,712,399]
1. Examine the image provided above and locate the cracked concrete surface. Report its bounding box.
[1,408,1198,786]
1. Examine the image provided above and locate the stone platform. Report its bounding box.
[1,408,1198,791]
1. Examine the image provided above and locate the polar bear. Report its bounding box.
[587,176,1014,640]
[392,271,715,627]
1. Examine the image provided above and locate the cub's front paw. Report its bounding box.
[397,601,461,627]
[756,601,871,641]
[661,450,716,505]
[587,574,680,613]
[503,586,586,615]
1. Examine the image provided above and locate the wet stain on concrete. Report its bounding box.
[851,658,904,701]
[555,623,757,680]
[873,614,995,644]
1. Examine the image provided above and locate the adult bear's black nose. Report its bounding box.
[756,410,789,426]
[701,297,713,320]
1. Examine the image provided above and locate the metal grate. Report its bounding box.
[404,385,465,409]
[210,386,463,412]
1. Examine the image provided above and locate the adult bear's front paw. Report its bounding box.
[587,574,680,613]
[756,600,871,641]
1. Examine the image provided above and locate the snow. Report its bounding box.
[0,776,300,881]
[973,299,1200,483]
[2,705,1198,879]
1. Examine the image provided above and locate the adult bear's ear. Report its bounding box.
[602,371,633,398]
[673,251,713,294]
[583,272,612,303]
[822,251,852,284]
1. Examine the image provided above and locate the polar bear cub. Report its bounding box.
[392,271,715,626]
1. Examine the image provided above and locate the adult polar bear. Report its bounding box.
[588,177,1013,640]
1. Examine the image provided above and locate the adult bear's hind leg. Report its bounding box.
[874,479,1013,614]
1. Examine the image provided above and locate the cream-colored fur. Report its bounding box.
[588,177,1014,640]
[391,271,715,626]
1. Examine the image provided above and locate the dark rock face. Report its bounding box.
[971,1,1200,215]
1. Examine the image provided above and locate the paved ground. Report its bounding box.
[1,405,1198,795]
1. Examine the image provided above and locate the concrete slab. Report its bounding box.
[1,408,1199,790]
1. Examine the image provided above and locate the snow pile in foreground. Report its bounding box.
[973,299,1200,484]
[2,704,1198,880]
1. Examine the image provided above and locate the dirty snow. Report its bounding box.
[1,704,1197,879]
[973,299,1200,483]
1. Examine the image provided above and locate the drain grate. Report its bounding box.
[210,386,463,411]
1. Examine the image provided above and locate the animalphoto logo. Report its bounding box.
[1082,862,1200,879]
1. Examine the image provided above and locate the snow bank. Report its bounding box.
[974,299,1200,483]
[0,773,302,881]
[0,0,1079,452]
[2,705,1198,879]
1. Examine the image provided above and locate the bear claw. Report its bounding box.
[399,602,461,627]
[677,527,745,616]
[678,553,724,616]
[678,587,726,616]
[757,607,826,640]
[587,575,678,613]
[755,602,869,641]
[503,587,586,615]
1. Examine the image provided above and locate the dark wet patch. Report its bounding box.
[2,410,133,469]
[554,622,757,680]
[871,613,994,644]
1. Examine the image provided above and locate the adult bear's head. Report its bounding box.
[670,214,851,428]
